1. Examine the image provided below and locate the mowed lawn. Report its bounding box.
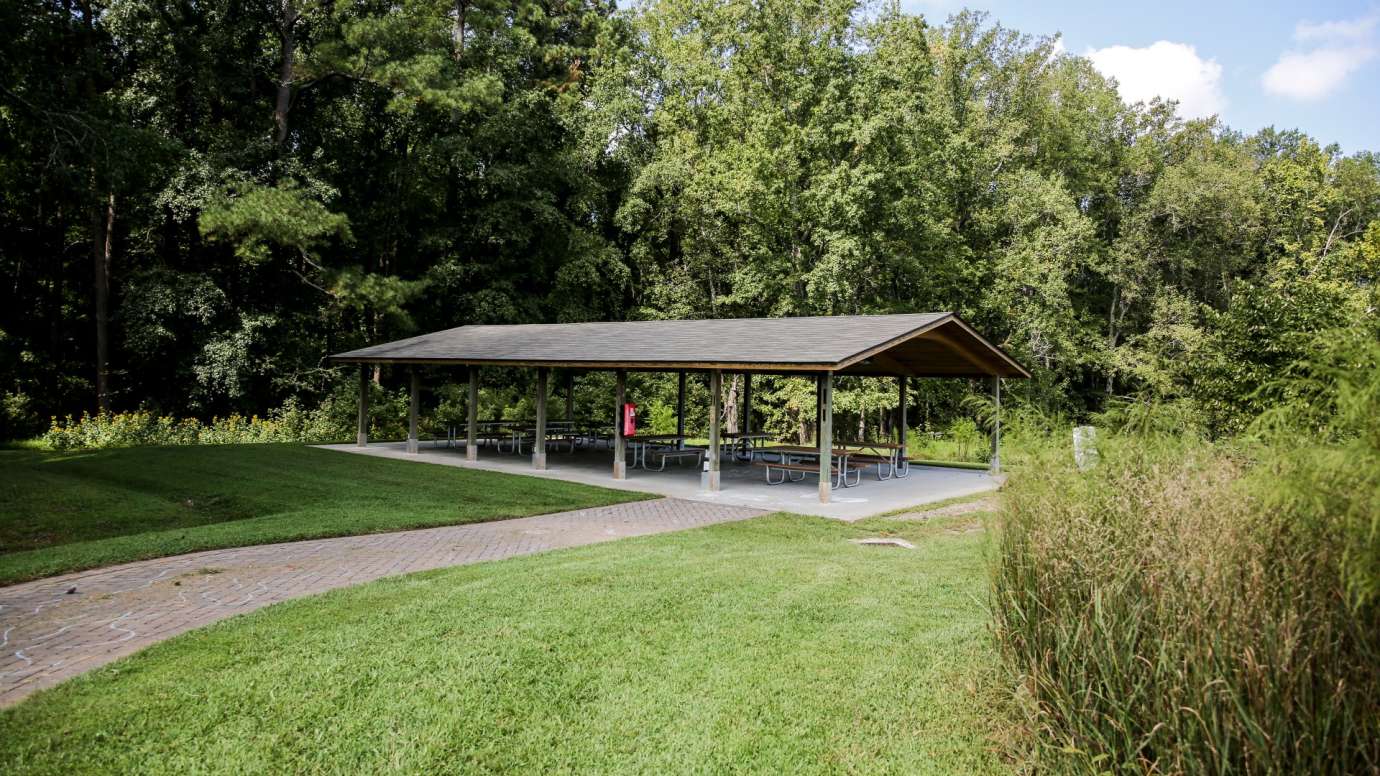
[0,513,1005,774]
[0,445,646,585]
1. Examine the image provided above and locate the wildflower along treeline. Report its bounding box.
[39,382,433,449]
[43,410,339,450]
[40,399,370,450]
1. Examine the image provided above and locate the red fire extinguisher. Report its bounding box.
[622,403,638,437]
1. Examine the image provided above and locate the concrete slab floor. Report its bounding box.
[316,441,1002,521]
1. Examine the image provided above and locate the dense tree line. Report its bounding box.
[3,0,1377,440]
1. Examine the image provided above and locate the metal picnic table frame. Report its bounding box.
[625,434,702,470]
[754,445,861,489]
[722,431,772,462]
[837,440,910,480]
[495,421,587,455]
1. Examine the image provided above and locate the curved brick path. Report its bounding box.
[0,498,764,708]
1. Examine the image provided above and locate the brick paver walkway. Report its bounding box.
[0,498,763,708]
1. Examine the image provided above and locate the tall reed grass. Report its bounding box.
[993,432,1379,773]
[992,327,1380,776]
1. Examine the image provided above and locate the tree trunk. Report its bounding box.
[451,0,469,60]
[1105,286,1121,394]
[724,374,739,434]
[93,192,114,413]
[273,0,298,146]
[50,204,65,354]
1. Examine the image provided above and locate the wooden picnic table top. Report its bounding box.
[839,440,905,450]
[478,421,540,430]
[758,445,856,457]
[722,431,771,439]
[625,433,686,442]
[464,421,585,434]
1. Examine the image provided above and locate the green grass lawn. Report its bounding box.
[0,512,1005,774]
[0,445,646,585]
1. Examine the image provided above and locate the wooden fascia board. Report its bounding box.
[325,356,839,373]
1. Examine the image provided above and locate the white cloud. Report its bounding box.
[1085,41,1226,119]
[1294,15,1378,43]
[1262,47,1375,99]
[1262,13,1378,101]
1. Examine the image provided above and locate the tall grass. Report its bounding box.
[992,335,1380,775]
[994,436,1380,773]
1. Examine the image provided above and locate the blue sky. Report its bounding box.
[902,0,1379,153]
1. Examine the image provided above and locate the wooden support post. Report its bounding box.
[533,367,548,470]
[708,370,722,491]
[466,368,478,462]
[675,371,687,450]
[742,373,753,435]
[898,375,908,459]
[564,371,575,422]
[356,365,369,447]
[814,377,823,444]
[407,368,420,454]
[613,369,627,479]
[818,372,833,503]
[990,377,1002,474]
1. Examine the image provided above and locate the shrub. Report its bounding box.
[944,416,982,461]
[36,377,432,451]
[992,430,1380,774]
[927,401,1068,470]
[44,410,298,450]
[42,401,359,450]
[644,399,677,435]
[1251,328,1380,610]
[1,390,45,441]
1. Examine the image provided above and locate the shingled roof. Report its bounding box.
[328,313,1029,378]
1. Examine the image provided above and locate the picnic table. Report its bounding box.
[431,420,507,449]
[754,445,861,488]
[431,420,584,454]
[625,434,694,469]
[837,440,910,480]
[469,420,508,449]
[580,425,611,448]
[722,431,772,462]
[492,424,531,454]
[497,423,592,455]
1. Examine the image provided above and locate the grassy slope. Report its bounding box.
[0,514,1006,775]
[0,445,646,585]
